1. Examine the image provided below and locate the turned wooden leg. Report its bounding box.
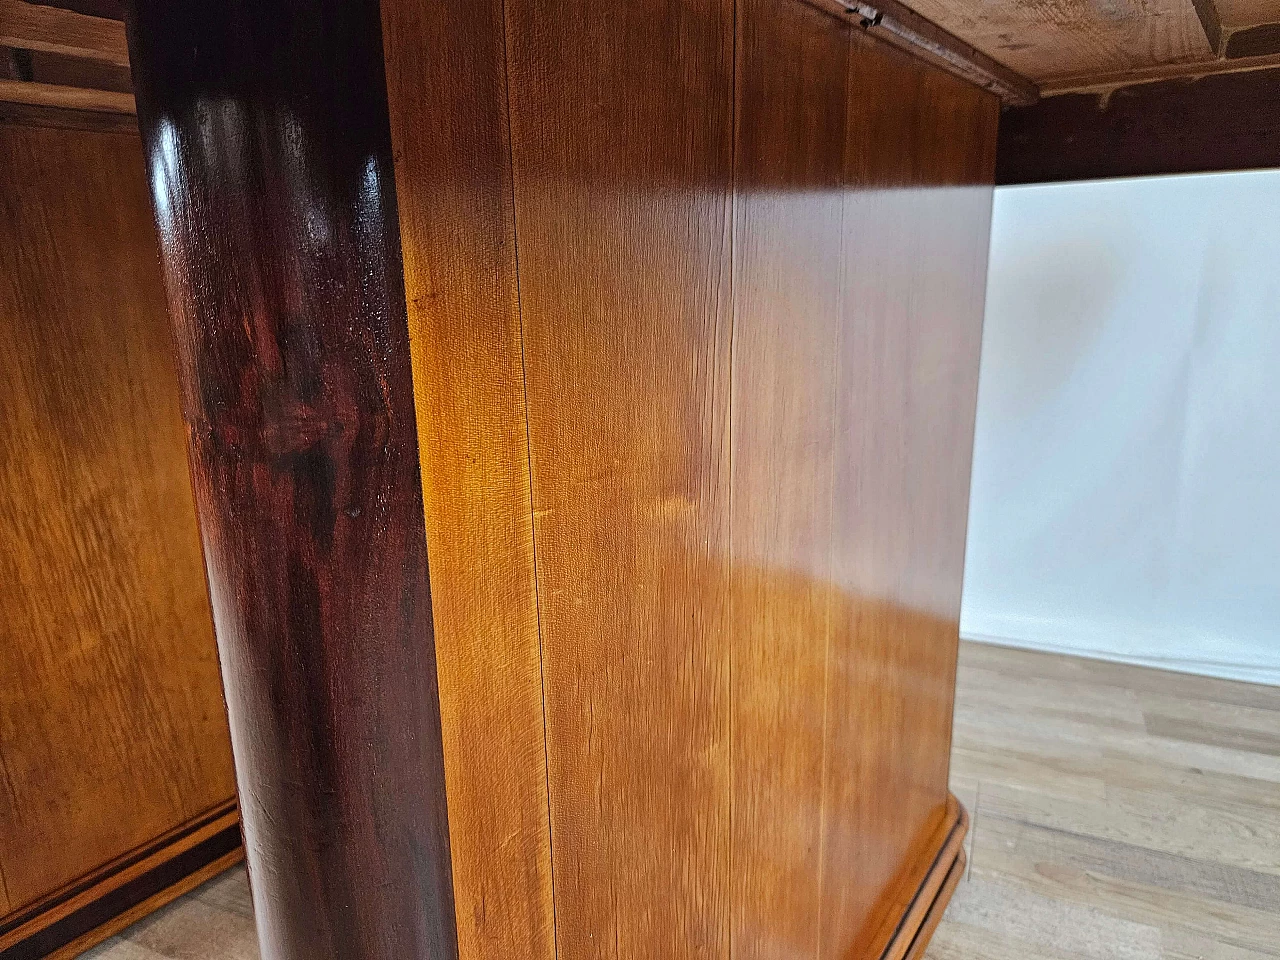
[124,2,457,957]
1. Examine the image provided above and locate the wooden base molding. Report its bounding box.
[880,797,970,960]
[0,805,241,960]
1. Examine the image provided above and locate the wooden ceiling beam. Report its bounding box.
[1039,49,1280,96]
[996,66,1280,184]
[0,0,129,67]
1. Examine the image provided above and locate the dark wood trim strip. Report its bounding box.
[0,824,242,960]
[0,803,238,939]
[798,0,1038,104]
[878,795,969,960]
[997,66,1280,184]
[901,850,967,960]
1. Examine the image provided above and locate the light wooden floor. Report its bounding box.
[84,641,1280,960]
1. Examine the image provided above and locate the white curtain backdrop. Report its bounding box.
[961,170,1280,685]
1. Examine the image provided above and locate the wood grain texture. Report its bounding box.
[77,645,1280,960]
[0,122,235,916]
[0,98,136,131]
[379,1,557,958]
[1037,47,1280,94]
[0,78,133,112]
[0,806,237,949]
[503,0,737,955]
[729,2,847,957]
[39,849,245,960]
[819,31,996,959]
[903,0,1213,84]
[0,0,129,66]
[903,851,965,960]
[496,3,991,958]
[125,0,458,957]
[3,813,242,960]
[997,66,1280,184]
[797,0,1038,104]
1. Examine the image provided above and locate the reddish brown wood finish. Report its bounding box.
[384,2,989,959]
[116,0,993,955]
[124,2,457,958]
[730,3,848,957]
[822,33,995,957]
[997,66,1280,184]
[503,0,737,955]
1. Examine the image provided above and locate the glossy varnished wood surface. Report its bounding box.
[504,0,737,955]
[125,1,457,957]
[0,122,235,917]
[379,1,557,959]
[729,2,847,956]
[821,33,996,958]
[382,1,993,956]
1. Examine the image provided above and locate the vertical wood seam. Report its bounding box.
[498,1,560,956]
[0,747,12,909]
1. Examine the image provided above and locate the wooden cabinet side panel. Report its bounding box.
[379,1,557,959]
[0,123,236,913]
[386,4,996,956]
[503,0,736,956]
[818,33,998,959]
[728,2,849,958]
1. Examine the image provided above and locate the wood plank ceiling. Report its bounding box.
[904,0,1280,92]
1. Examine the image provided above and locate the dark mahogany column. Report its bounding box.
[123,2,458,958]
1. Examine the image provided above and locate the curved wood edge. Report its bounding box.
[0,804,241,959]
[902,848,966,960]
[879,794,969,960]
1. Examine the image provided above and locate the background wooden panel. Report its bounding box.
[729,1,847,957]
[0,122,235,912]
[379,1,556,959]
[818,33,997,959]
[503,0,736,956]
[902,0,1213,83]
